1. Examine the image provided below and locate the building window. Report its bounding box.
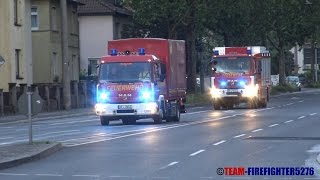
[31,6,39,30]
[52,52,58,76]
[15,49,22,79]
[71,10,76,34]
[71,55,77,80]
[88,58,99,76]
[14,0,21,26]
[115,22,120,39]
[51,6,57,31]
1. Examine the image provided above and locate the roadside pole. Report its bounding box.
[315,47,318,82]
[27,91,33,144]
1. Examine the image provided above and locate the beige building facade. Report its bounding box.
[0,0,33,92]
[31,0,81,84]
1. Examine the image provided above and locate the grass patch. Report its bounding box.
[304,82,320,88]
[270,84,297,95]
[186,93,212,105]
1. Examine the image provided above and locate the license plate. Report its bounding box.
[227,89,238,93]
[118,105,132,110]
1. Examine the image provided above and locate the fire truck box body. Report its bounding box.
[95,38,186,125]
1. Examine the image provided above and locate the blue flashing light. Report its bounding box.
[239,80,246,87]
[139,48,145,55]
[220,81,227,87]
[213,50,219,55]
[246,49,252,55]
[97,91,110,102]
[140,89,154,101]
[111,49,117,56]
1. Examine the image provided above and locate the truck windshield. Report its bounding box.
[99,62,152,82]
[213,57,251,73]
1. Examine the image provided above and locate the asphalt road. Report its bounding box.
[0,89,320,180]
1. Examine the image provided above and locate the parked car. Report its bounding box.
[286,76,301,91]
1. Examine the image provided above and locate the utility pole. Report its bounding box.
[315,44,318,82]
[60,0,71,110]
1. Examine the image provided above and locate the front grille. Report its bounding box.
[117,110,135,113]
[226,92,241,96]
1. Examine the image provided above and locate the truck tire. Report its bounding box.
[100,116,110,126]
[213,102,221,110]
[171,104,181,122]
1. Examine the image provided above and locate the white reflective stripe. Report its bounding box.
[211,77,215,88]
[250,76,255,86]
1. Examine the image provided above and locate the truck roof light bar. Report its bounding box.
[213,50,219,55]
[111,49,117,56]
[139,48,145,55]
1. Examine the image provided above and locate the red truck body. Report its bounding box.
[95,38,186,125]
[210,46,271,109]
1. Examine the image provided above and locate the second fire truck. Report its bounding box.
[210,46,271,109]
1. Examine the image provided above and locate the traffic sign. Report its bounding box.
[304,48,320,64]
[18,92,43,116]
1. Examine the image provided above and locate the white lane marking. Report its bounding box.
[284,120,294,123]
[310,113,317,116]
[64,115,238,147]
[252,129,263,133]
[0,127,13,129]
[168,161,179,166]
[233,134,246,138]
[298,100,304,103]
[72,174,100,177]
[247,136,252,138]
[109,175,134,178]
[286,103,294,106]
[189,149,205,156]
[35,174,63,177]
[298,116,306,119]
[39,130,80,136]
[189,107,204,110]
[0,136,14,140]
[49,119,96,126]
[213,140,226,146]
[269,124,279,127]
[182,110,212,116]
[0,173,28,176]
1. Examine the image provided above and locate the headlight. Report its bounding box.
[97,91,110,102]
[243,85,258,97]
[210,88,222,98]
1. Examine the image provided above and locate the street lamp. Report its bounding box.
[0,55,5,67]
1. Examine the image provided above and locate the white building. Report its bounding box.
[78,0,132,77]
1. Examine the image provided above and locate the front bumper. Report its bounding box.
[95,102,158,116]
[211,88,258,99]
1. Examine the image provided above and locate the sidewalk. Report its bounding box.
[0,142,62,170]
[0,107,95,124]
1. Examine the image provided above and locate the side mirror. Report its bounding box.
[96,65,100,68]
[211,67,217,72]
[160,74,165,82]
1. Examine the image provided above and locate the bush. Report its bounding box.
[305,82,320,88]
[270,84,296,95]
[186,93,212,105]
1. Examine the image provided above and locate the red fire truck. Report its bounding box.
[95,38,187,125]
[210,46,271,109]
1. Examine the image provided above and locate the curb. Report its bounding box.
[317,154,320,165]
[0,111,96,125]
[0,143,63,170]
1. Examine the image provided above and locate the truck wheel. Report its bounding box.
[171,104,181,122]
[100,116,110,126]
[213,102,221,110]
